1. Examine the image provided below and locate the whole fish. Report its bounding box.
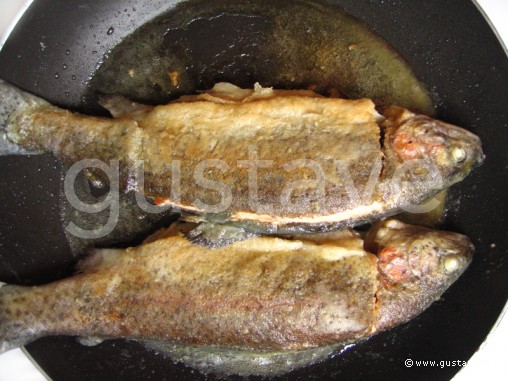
[0,220,472,355]
[0,81,484,234]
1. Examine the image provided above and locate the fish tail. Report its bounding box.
[0,79,46,156]
[0,283,41,353]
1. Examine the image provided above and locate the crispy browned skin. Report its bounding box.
[3,81,484,233]
[364,220,474,331]
[0,220,473,353]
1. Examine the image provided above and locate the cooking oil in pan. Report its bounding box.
[85,0,434,115]
[143,340,354,377]
[62,0,444,375]
[76,0,443,253]
[60,169,178,256]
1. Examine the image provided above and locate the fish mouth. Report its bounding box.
[366,220,474,282]
[439,233,475,262]
[435,122,485,166]
[427,231,474,279]
[473,148,486,167]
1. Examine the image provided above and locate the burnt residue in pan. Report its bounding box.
[85,0,433,115]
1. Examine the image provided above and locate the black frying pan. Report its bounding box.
[0,0,507,380]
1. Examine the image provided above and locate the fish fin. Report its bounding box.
[184,223,257,248]
[76,336,105,347]
[99,95,153,119]
[76,248,124,274]
[0,79,46,156]
[142,340,348,377]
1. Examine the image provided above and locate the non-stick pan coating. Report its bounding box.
[0,1,506,380]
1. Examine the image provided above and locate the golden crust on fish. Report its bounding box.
[141,93,382,217]
[2,81,484,233]
[0,220,473,353]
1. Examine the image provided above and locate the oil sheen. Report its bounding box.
[63,0,440,375]
[85,0,434,115]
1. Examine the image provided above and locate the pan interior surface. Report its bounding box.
[0,0,506,380]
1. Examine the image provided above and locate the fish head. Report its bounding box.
[383,106,485,186]
[368,219,473,287]
[366,219,474,331]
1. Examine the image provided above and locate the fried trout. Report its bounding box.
[0,80,484,233]
[0,220,473,357]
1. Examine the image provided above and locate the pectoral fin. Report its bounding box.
[99,95,153,120]
[184,223,257,248]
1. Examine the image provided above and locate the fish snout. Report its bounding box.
[388,113,484,182]
[369,220,473,285]
[428,119,485,175]
[435,232,474,275]
[408,231,473,281]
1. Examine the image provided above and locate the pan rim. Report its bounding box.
[0,0,34,51]
[0,0,506,379]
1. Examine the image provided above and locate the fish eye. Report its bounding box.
[443,254,460,273]
[452,147,467,163]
